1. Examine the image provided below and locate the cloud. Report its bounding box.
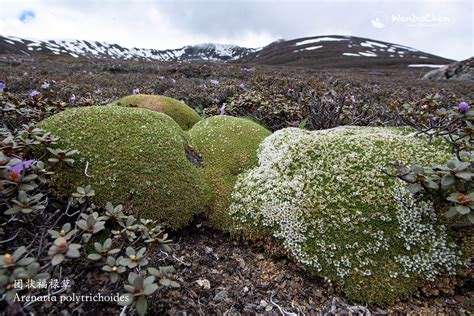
[0,0,471,60]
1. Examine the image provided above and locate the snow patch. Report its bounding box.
[343,53,360,57]
[295,45,323,52]
[361,41,388,48]
[408,64,445,68]
[295,37,347,46]
[358,51,377,57]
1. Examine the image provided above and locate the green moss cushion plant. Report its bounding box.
[230,126,464,305]
[109,94,201,131]
[37,106,210,229]
[188,116,271,230]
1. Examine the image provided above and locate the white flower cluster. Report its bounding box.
[393,186,463,281]
[230,126,460,296]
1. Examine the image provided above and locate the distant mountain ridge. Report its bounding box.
[0,35,453,69]
[237,35,454,69]
[0,35,256,62]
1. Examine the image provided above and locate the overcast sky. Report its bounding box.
[0,0,472,61]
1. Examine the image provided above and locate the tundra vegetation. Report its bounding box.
[0,57,472,314]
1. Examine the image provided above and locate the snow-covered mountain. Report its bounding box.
[0,35,454,69]
[0,35,257,62]
[237,35,454,68]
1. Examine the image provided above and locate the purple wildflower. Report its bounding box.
[158,76,165,80]
[29,90,40,97]
[70,94,77,102]
[458,102,469,113]
[8,163,24,175]
[171,79,176,84]
[219,104,227,115]
[41,82,50,89]
[22,159,36,169]
[287,88,295,95]
[7,159,36,181]
[132,88,140,95]
[239,83,245,89]
[210,79,219,85]
[0,82,5,92]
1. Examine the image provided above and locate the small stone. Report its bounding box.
[196,279,211,289]
[260,299,268,307]
[410,304,421,311]
[213,290,228,302]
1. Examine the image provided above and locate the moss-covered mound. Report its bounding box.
[38,106,210,229]
[188,116,271,230]
[230,126,463,305]
[109,94,201,131]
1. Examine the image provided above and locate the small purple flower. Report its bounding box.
[350,95,356,103]
[239,83,245,89]
[41,82,50,89]
[29,90,40,97]
[7,159,36,179]
[219,104,226,115]
[458,102,469,113]
[8,163,24,175]
[289,120,300,127]
[210,79,219,85]
[287,88,295,95]
[159,76,165,80]
[171,79,176,84]
[132,88,140,95]
[0,82,5,92]
[22,159,36,169]
[70,94,77,102]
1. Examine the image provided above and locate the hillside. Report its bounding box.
[236,35,454,69]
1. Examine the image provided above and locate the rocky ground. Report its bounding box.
[146,222,473,315]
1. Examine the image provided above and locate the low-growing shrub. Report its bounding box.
[230,126,464,305]
[0,126,178,316]
[109,94,201,130]
[392,100,473,224]
[188,116,271,230]
[37,106,210,229]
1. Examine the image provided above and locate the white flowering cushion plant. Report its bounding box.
[229,126,465,305]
